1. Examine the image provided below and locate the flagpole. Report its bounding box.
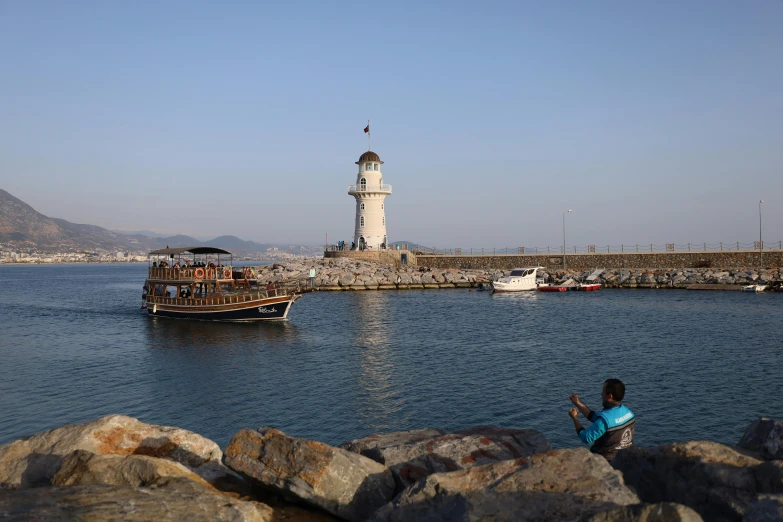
[367,120,370,150]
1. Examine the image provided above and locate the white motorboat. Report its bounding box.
[742,284,767,293]
[491,267,547,292]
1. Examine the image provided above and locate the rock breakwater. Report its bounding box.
[255,258,783,291]
[2,415,781,520]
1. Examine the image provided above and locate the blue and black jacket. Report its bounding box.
[577,404,635,461]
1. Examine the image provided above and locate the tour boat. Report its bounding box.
[741,284,767,293]
[142,247,302,321]
[490,267,548,293]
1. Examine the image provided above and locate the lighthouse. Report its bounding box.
[348,150,392,250]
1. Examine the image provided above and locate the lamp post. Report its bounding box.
[563,209,572,270]
[759,200,763,268]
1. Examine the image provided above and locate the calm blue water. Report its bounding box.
[1,264,781,451]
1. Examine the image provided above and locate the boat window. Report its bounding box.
[510,270,525,276]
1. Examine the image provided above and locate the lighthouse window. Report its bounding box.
[360,216,365,227]
[365,164,371,171]
[374,163,379,171]
[382,217,385,225]
[360,203,365,210]
[360,178,366,190]
[381,204,384,209]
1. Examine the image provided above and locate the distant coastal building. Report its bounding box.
[348,150,392,250]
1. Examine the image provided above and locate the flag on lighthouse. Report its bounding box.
[364,124,370,133]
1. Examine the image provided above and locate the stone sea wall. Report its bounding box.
[1,414,781,521]
[415,250,783,271]
[257,258,783,291]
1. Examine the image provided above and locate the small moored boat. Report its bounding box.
[539,282,601,292]
[490,267,547,293]
[742,284,767,293]
[574,283,601,291]
[538,285,568,292]
[142,247,302,321]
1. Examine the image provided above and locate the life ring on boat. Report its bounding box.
[223,268,232,279]
[194,267,205,279]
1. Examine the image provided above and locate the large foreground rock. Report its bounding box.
[371,448,639,522]
[613,440,783,521]
[51,449,213,489]
[581,502,704,521]
[340,425,551,490]
[0,482,273,522]
[225,427,395,522]
[0,414,229,490]
[739,418,783,460]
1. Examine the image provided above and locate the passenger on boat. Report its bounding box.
[266,282,276,297]
[152,262,157,267]
[173,262,180,269]
[185,261,191,267]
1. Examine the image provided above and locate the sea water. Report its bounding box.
[1,263,780,449]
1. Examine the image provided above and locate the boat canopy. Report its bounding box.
[148,247,232,255]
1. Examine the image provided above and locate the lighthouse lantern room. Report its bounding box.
[348,150,392,250]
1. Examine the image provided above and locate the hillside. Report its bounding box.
[0,189,308,254]
[0,189,62,243]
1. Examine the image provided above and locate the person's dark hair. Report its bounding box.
[604,379,625,401]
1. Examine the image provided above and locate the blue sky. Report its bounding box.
[1,1,781,248]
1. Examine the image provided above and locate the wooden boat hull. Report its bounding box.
[147,295,299,321]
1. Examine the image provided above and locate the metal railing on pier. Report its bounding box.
[404,241,783,256]
[324,244,396,252]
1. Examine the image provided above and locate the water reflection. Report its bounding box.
[144,316,300,350]
[352,292,406,434]
[489,291,542,304]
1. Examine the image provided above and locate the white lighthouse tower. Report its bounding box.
[348,150,392,250]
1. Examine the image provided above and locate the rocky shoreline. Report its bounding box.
[256,258,783,291]
[1,415,781,521]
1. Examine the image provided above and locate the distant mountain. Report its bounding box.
[0,189,62,243]
[0,189,312,254]
[112,229,169,238]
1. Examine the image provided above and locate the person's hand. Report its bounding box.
[569,408,578,419]
[569,394,581,406]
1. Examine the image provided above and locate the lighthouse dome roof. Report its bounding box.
[356,151,383,164]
